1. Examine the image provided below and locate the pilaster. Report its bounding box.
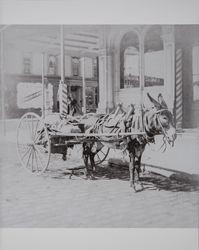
[97,47,114,114]
[162,25,175,111]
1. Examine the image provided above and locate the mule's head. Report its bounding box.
[144,93,177,145]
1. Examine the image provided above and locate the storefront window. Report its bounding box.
[48,55,57,75]
[23,56,31,74]
[93,57,98,78]
[192,45,199,101]
[120,31,139,89]
[72,57,80,76]
[144,26,164,87]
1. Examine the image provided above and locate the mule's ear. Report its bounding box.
[158,93,168,109]
[147,93,161,109]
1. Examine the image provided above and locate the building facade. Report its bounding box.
[4,48,99,117]
[97,25,199,128]
[1,25,199,128]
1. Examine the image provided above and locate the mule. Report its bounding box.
[82,93,176,191]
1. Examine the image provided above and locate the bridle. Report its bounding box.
[144,108,174,147]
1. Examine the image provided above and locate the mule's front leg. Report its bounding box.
[129,154,135,189]
[134,156,144,191]
[89,154,95,180]
[83,154,89,179]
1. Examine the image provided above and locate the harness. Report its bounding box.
[89,106,173,151]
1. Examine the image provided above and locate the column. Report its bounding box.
[181,45,193,128]
[81,57,86,114]
[162,26,175,111]
[44,80,53,116]
[0,30,6,135]
[52,83,59,112]
[112,49,120,106]
[41,53,45,119]
[97,48,114,113]
[59,25,68,116]
[139,34,145,107]
[107,48,114,111]
[97,26,114,114]
[174,26,194,129]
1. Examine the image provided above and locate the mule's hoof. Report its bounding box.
[86,175,95,180]
[133,186,137,192]
[134,183,144,192]
[130,183,137,192]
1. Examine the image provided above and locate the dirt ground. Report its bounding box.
[0,136,198,228]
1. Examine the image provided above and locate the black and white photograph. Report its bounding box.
[0,1,199,250]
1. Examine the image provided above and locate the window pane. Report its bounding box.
[48,55,57,75]
[123,47,139,88]
[72,57,80,76]
[193,46,199,101]
[144,26,164,87]
[120,31,139,89]
[93,58,98,78]
[23,57,31,74]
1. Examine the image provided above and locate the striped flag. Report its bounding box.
[59,80,68,117]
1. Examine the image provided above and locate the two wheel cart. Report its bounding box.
[16,112,110,174]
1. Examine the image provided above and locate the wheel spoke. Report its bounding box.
[26,146,33,168]
[34,146,45,171]
[26,116,33,139]
[18,143,29,152]
[31,147,35,172]
[35,143,48,153]
[33,119,39,141]
[34,131,42,144]
[100,150,106,156]
[96,154,101,162]
[21,146,32,161]
[34,148,39,171]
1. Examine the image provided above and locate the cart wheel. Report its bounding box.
[17,112,51,174]
[94,145,110,165]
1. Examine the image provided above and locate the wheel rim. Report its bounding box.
[17,112,51,174]
[94,146,110,165]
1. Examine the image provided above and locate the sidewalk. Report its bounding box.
[143,132,199,175]
[109,132,199,175]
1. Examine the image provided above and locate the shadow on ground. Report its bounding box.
[95,164,199,192]
[43,162,199,192]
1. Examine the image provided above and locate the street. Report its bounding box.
[0,130,198,228]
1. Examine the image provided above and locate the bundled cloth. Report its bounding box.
[44,113,82,134]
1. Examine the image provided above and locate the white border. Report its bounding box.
[0,0,199,24]
[0,1,198,250]
[0,229,198,250]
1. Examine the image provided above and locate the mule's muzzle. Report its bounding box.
[166,127,177,146]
